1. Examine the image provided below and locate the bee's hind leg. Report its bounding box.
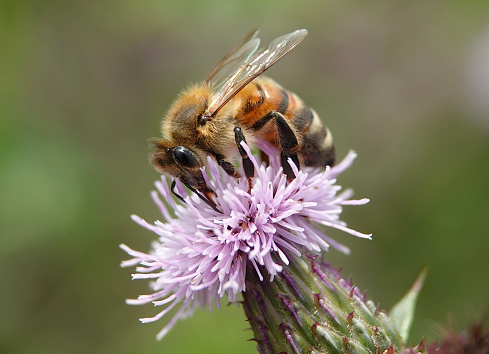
[273,112,300,180]
[234,127,255,187]
[250,111,300,180]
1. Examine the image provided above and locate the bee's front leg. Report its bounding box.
[214,155,238,177]
[177,177,222,213]
[234,127,255,188]
[171,179,187,204]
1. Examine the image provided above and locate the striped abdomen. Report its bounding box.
[235,77,335,167]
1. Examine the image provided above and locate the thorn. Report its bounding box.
[247,317,266,326]
[316,296,339,323]
[349,286,356,298]
[277,293,301,325]
[278,322,294,332]
[374,303,380,317]
[257,324,273,353]
[308,254,318,271]
[282,271,302,299]
[415,338,426,351]
[252,289,268,321]
[311,322,318,332]
[312,264,335,291]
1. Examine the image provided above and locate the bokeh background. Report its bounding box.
[2,0,489,353]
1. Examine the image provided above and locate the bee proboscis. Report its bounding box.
[151,28,335,211]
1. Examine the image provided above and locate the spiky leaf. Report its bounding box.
[389,268,428,342]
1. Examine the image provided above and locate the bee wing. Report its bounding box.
[205,29,308,117]
[205,26,261,85]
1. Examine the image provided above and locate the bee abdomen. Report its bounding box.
[295,106,335,167]
[240,83,266,116]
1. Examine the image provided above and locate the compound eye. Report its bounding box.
[173,146,200,169]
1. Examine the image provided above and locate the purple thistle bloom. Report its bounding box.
[120,143,370,340]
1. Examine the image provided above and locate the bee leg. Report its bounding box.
[178,177,222,213]
[251,111,300,179]
[171,179,187,204]
[274,112,300,180]
[216,156,238,177]
[234,127,255,185]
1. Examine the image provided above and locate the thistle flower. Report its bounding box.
[120,143,370,340]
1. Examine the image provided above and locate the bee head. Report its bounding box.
[151,140,206,189]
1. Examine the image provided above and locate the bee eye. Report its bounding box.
[173,146,200,169]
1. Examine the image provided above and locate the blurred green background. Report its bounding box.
[2,0,489,353]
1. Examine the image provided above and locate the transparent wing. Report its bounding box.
[205,29,308,117]
[205,26,261,85]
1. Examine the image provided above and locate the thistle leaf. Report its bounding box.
[389,267,428,342]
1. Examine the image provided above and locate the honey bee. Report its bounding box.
[151,28,335,209]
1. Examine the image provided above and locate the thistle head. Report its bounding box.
[121,144,370,340]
